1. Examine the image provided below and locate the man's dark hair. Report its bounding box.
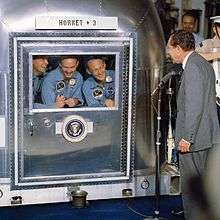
[214,22,220,28]
[170,30,195,51]
[182,12,196,22]
[214,23,220,40]
[59,55,79,63]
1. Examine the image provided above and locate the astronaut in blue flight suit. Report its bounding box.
[83,57,115,107]
[41,55,83,108]
[32,55,49,109]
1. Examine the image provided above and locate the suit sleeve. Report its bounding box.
[183,63,205,143]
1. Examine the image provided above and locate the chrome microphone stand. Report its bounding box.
[144,84,167,220]
[166,79,176,165]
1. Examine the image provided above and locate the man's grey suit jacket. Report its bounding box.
[175,52,220,151]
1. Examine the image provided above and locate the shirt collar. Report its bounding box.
[33,73,44,79]
[182,51,194,69]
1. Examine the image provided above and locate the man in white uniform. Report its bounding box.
[196,16,220,124]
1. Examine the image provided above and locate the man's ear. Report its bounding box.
[176,45,183,53]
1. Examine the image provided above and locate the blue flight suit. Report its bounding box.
[41,67,83,108]
[82,70,115,107]
[33,74,48,109]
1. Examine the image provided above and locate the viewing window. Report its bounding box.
[31,54,118,111]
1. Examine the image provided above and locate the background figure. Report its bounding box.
[41,55,83,108]
[196,16,220,124]
[181,12,204,47]
[196,16,220,61]
[167,30,220,220]
[83,56,115,107]
[32,55,48,108]
[155,0,177,42]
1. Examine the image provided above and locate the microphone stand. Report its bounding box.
[144,84,166,220]
[166,79,175,165]
[154,85,163,219]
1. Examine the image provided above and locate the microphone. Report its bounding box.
[158,71,181,88]
[151,71,182,96]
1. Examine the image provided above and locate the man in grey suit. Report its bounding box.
[167,30,220,220]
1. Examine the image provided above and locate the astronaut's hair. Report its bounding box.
[87,56,107,63]
[33,55,48,60]
[59,55,79,63]
[169,30,195,51]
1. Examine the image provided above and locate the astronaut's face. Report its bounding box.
[60,58,79,80]
[33,57,48,76]
[88,59,106,83]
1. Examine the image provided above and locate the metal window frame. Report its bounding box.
[10,33,135,188]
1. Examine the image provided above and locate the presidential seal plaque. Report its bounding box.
[62,115,88,142]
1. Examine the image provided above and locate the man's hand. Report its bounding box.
[55,95,65,108]
[105,99,115,107]
[64,98,79,107]
[178,138,191,153]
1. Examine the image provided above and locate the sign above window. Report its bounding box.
[35,16,118,30]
